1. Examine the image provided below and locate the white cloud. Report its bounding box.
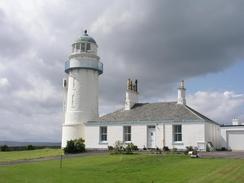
[0,77,9,88]
[187,91,244,124]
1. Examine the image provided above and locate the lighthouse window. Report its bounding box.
[86,43,91,50]
[100,126,107,142]
[81,43,85,52]
[76,43,80,50]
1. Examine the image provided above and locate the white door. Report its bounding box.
[147,126,156,148]
[228,131,244,151]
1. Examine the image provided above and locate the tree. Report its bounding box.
[1,145,9,151]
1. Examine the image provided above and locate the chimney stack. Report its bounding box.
[177,80,186,105]
[232,118,240,125]
[125,79,139,110]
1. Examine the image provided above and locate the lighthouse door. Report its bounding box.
[147,126,156,148]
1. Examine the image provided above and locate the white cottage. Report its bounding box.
[62,30,244,151]
[85,80,221,151]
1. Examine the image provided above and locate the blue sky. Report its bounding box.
[187,60,244,93]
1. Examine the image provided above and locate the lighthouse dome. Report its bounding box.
[71,30,98,55]
[76,30,96,44]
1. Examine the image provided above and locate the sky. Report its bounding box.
[0,0,243,142]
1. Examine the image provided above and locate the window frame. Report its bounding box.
[100,126,108,143]
[123,126,131,142]
[80,43,85,52]
[173,124,182,143]
[86,43,91,51]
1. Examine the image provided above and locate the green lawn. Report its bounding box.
[0,148,63,162]
[0,153,244,183]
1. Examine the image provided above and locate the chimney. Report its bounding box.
[125,79,139,110]
[232,118,240,125]
[177,80,186,105]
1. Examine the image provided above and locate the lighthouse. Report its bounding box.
[61,30,103,148]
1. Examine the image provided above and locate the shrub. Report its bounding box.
[221,147,227,151]
[108,146,114,151]
[172,148,177,152]
[1,145,9,151]
[125,143,134,154]
[111,141,138,154]
[113,141,125,154]
[163,146,169,152]
[75,138,85,152]
[184,146,193,155]
[156,147,162,154]
[64,138,85,154]
[131,144,138,151]
[124,143,138,154]
[26,145,35,150]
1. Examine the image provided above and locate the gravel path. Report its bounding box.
[199,151,244,159]
[0,151,108,166]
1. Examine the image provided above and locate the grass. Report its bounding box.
[0,148,63,162]
[0,153,244,183]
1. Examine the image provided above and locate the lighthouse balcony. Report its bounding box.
[65,58,103,75]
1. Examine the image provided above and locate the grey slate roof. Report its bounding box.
[94,102,218,124]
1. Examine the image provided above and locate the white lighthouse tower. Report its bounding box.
[61,30,103,148]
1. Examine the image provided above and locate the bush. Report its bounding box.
[108,146,114,151]
[64,138,85,154]
[163,146,169,152]
[184,146,193,155]
[172,148,177,152]
[221,147,227,151]
[1,145,9,151]
[111,141,138,154]
[26,145,35,150]
[113,141,125,154]
[156,147,162,154]
[125,143,138,154]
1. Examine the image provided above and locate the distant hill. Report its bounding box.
[0,141,60,147]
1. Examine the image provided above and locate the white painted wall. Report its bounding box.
[165,123,205,150]
[62,69,99,147]
[125,90,138,110]
[85,122,211,151]
[220,126,244,150]
[85,125,147,149]
[205,122,221,149]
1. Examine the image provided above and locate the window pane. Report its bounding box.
[123,126,131,141]
[178,134,182,141]
[128,134,131,141]
[76,43,80,49]
[81,43,85,51]
[128,126,131,133]
[173,125,182,142]
[100,126,107,142]
[87,43,91,50]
